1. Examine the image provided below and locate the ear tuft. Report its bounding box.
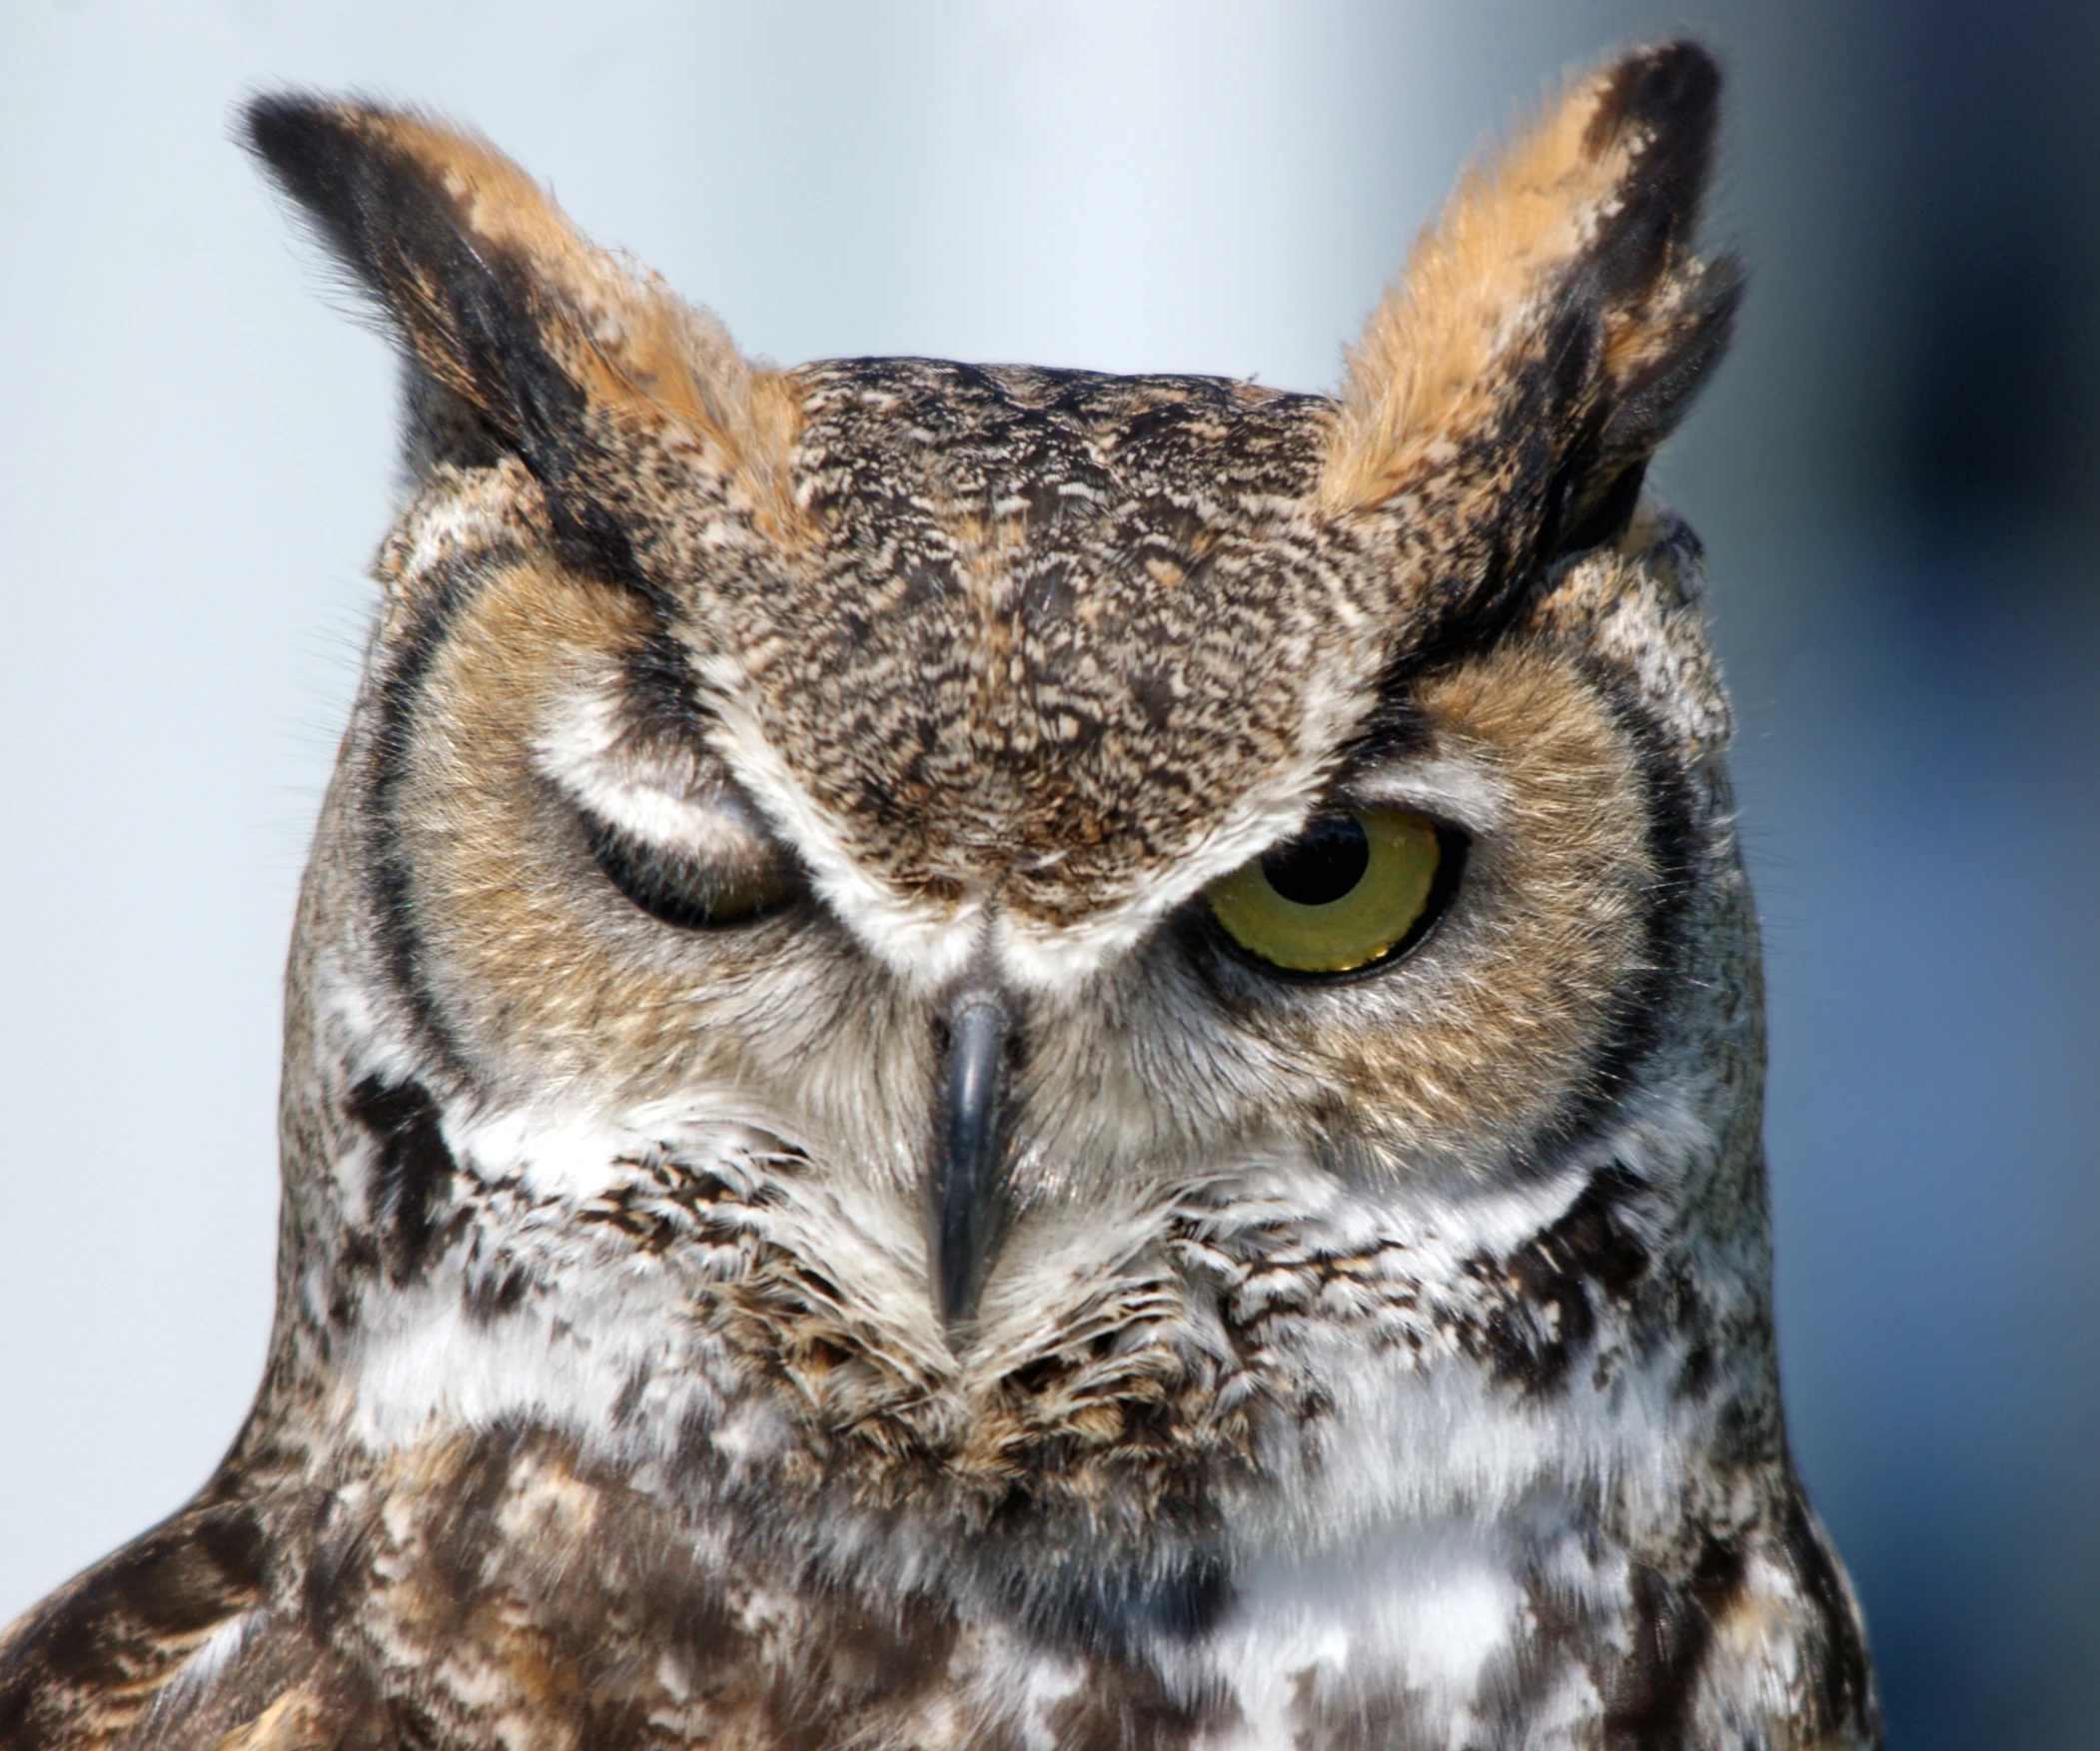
[243,94,796,540]
[1322,41,1741,545]
[244,95,585,441]
[1579,40,1722,302]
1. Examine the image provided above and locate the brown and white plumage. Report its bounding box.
[0,41,1877,1750]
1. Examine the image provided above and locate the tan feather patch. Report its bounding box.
[215,1688,329,1751]
[1322,41,1737,516]
[248,99,803,536]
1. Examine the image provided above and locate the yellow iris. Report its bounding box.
[1206,808,1442,975]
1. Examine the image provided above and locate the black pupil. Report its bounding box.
[1261,813,1370,907]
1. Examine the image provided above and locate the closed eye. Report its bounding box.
[535,665,802,932]
[581,808,799,930]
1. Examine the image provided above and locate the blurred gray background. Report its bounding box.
[2,2,2095,1743]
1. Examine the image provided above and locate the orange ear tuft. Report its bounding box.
[1322,42,1740,529]
[244,96,796,537]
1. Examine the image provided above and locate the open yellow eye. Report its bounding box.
[1206,808,1445,975]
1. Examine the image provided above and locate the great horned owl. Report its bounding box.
[0,40,1877,1751]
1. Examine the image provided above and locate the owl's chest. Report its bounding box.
[304,1141,1762,1746]
[308,1420,1686,1751]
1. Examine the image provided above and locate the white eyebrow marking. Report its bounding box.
[532,677,779,863]
[689,649,986,994]
[1346,750,1509,836]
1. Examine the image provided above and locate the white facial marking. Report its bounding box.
[691,648,987,992]
[533,677,778,864]
[1347,747,1511,837]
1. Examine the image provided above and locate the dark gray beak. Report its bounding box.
[927,985,1017,1334]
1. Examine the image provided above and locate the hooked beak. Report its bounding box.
[927,985,1017,1335]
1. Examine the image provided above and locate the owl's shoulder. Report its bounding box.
[0,1495,368,1751]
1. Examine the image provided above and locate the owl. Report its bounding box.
[0,39,1877,1751]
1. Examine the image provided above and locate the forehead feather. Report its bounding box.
[672,359,1384,918]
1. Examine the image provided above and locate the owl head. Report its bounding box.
[248,44,1750,1533]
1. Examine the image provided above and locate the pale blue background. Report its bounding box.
[3,4,2094,1745]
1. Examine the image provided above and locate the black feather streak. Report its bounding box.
[346,1076,458,1284]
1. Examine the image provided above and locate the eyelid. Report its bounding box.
[561,775,781,866]
[1341,753,1507,837]
[533,677,787,866]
